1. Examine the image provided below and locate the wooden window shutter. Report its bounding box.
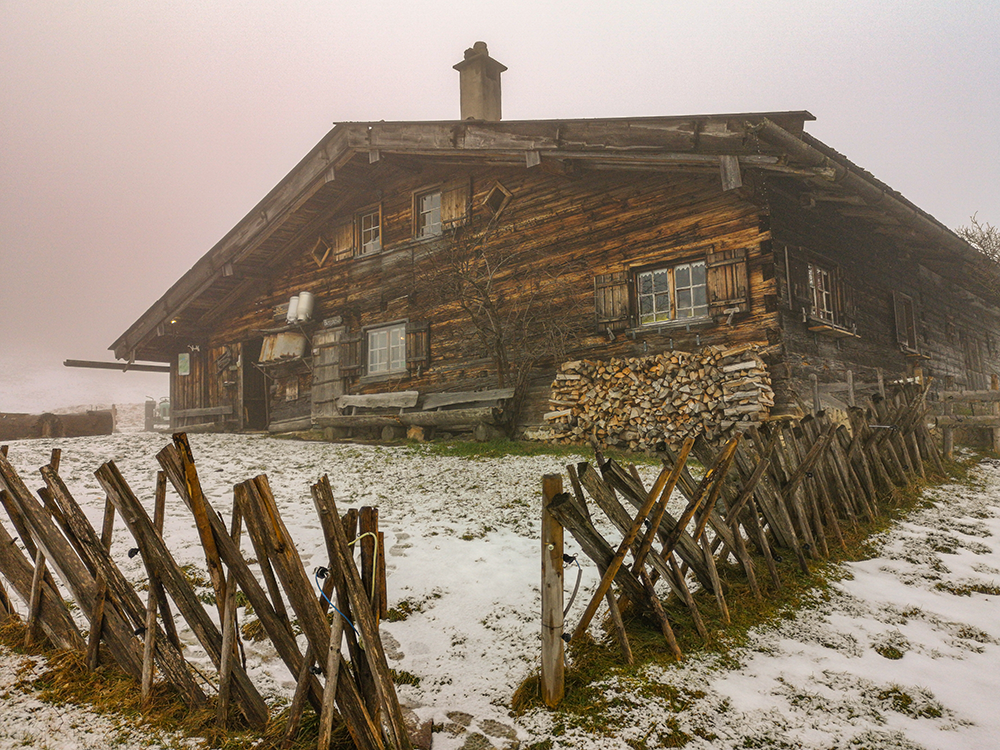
[339,334,363,374]
[406,321,430,370]
[785,247,812,316]
[835,268,857,333]
[594,272,630,331]
[892,291,917,351]
[331,220,355,262]
[441,178,471,229]
[706,247,749,316]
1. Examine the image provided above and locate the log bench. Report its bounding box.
[313,388,515,440]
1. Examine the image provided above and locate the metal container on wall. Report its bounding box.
[296,291,314,322]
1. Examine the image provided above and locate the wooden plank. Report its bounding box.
[935,414,1000,428]
[421,388,515,410]
[938,389,1000,403]
[338,391,420,410]
[24,548,46,647]
[541,475,565,707]
[85,497,116,669]
[95,461,268,727]
[170,434,228,623]
[142,472,167,706]
[216,505,244,727]
[172,405,234,418]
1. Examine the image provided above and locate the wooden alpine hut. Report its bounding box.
[111,43,1000,445]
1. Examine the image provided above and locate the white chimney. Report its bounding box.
[453,42,507,122]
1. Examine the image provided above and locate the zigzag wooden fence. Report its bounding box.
[0,434,415,750]
[540,383,945,706]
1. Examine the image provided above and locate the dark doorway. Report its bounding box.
[242,338,268,430]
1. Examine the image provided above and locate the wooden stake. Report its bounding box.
[217,505,244,727]
[142,472,167,707]
[541,474,565,708]
[85,496,116,669]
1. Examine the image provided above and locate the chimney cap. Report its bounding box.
[453,41,508,74]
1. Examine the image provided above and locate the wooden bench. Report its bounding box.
[314,388,516,438]
[173,405,233,432]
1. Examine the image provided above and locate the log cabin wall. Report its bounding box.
[769,187,1000,409]
[200,161,776,430]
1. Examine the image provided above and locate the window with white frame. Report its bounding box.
[415,190,442,238]
[808,262,835,323]
[358,209,381,255]
[367,323,406,374]
[636,261,708,325]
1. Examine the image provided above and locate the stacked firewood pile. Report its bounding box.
[543,345,774,450]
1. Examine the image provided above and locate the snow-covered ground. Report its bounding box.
[1,432,999,750]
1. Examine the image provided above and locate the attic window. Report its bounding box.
[311,236,332,268]
[483,182,512,218]
[415,190,442,238]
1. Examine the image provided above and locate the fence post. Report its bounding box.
[810,374,820,414]
[541,474,565,708]
[846,370,855,407]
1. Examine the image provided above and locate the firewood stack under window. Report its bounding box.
[543,345,774,450]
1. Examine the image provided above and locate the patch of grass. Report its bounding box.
[934,580,1000,596]
[240,617,267,642]
[390,668,421,687]
[386,590,443,622]
[876,686,943,719]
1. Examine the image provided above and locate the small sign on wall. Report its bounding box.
[178,352,190,376]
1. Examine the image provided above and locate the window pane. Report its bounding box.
[655,292,671,312]
[691,261,706,285]
[693,285,707,307]
[652,269,670,292]
[675,265,690,288]
[677,288,691,309]
[418,191,442,237]
[639,272,652,296]
[639,295,653,315]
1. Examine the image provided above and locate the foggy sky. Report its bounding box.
[2,0,998,413]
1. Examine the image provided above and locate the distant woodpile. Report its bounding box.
[543,345,773,450]
[0,410,114,441]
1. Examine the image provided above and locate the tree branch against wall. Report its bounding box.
[958,214,1000,263]
[432,207,588,432]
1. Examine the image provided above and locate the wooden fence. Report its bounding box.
[932,388,1000,457]
[540,383,945,707]
[0,434,417,750]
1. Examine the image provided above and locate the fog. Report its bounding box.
[2,0,998,412]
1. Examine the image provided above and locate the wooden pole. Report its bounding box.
[541,474,565,708]
[85,497,116,669]
[142,472,167,707]
[217,505,244,727]
[846,370,855,407]
[811,373,820,414]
